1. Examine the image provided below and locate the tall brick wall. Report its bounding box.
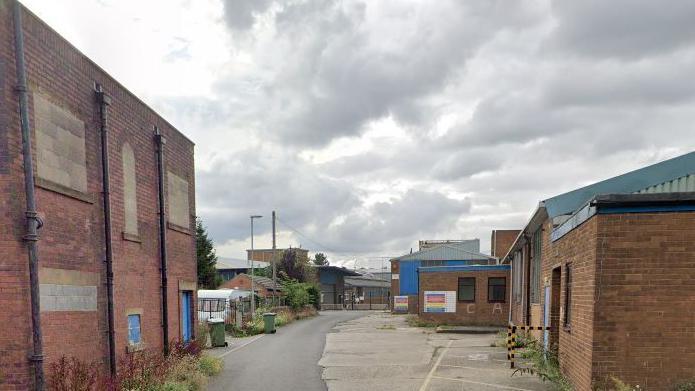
[592,212,695,389]
[544,218,598,391]
[0,3,196,389]
[491,229,521,258]
[418,269,510,326]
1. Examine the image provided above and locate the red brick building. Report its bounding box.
[505,152,695,390]
[390,242,496,314]
[490,229,520,259]
[1,2,197,389]
[219,274,282,298]
[418,265,510,326]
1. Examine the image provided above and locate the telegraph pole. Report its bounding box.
[250,215,262,319]
[272,210,277,306]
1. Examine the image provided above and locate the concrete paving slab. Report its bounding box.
[320,313,551,391]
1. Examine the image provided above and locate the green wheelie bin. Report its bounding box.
[208,318,227,347]
[263,313,276,334]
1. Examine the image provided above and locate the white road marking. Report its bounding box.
[215,334,266,358]
[432,375,538,391]
[418,339,452,391]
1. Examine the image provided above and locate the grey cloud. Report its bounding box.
[318,189,472,253]
[219,0,545,147]
[222,0,273,31]
[548,0,695,59]
[196,148,359,244]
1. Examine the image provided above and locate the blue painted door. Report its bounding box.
[182,291,193,343]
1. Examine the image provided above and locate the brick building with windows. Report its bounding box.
[390,240,499,314]
[418,265,510,326]
[0,2,197,389]
[505,152,695,390]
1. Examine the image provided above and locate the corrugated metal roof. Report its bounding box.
[216,257,269,270]
[395,244,494,262]
[544,151,695,218]
[635,174,695,194]
[345,276,390,288]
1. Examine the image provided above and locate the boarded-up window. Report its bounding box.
[167,172,190,228]
[122,143,138,235]
[34,93,87,193]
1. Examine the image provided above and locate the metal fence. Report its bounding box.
[320,288,390,310]
[198,297,288,326]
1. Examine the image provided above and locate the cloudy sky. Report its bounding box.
[23,0,695,267]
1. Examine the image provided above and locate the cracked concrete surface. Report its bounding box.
[320,313,551,391]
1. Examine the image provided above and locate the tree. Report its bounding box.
[312,252,328,266]
[279,248,312,282]
[196,217,222,289]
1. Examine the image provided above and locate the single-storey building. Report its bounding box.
[391,243,497,314]
[504,151,695,390]
[220,273,282,298]
[418,264,510,326]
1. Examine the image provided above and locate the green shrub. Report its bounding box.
[198,355,223,376]
[284,281,311,310]
[306,284,321,309]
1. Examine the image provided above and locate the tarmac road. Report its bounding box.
[207,310,371,391]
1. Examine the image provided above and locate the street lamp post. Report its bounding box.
[250,215,262,320]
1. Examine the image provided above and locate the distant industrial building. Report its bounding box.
[418,239,480,252]
[216,257,270,281]
[390,242,498,315]
[246,247,309,263]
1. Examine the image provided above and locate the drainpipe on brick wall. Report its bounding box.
[95,84,116,376]
[13,3,45,390]
[154,126,170,355]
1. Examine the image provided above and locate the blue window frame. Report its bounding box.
[128,314,141,344]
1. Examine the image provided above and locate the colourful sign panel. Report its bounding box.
[424,291,456,313]
[393,296,408,312]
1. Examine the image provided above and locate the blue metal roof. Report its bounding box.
[544,151,695,218]
[419,265,510,273]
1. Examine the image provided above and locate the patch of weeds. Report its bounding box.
[512,339,572,391]
[376,324,396,330]
[675,379,695,391]
[406,315,439,328]
[198,355,223,377]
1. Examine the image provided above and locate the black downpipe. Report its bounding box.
[12,3,45,390]
[154,126,169,355]
[95,84,116,376]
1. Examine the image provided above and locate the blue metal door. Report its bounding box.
[182,291,193,343]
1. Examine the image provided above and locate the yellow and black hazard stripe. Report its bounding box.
[506,324,551,369]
